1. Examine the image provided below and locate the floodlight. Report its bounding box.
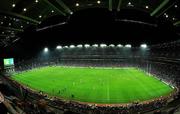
[117,44,123,47]
[23,8,27,12]
[128,2,131,5]
[64,46,68,48]
[12,4,16,8]
[76,3,79,7]
[97,0,101,4]
[77,44,83,48]
[140,44,147,48]
[109,44,115,47]
[84,44,90,48]
[92,44,98,47]
[44,47,48,52]
[100,44,107,48]
[56,45,62,49]
[70,45,75,48]
[125,44,131,48]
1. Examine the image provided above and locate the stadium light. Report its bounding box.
[117,44,123,47]
[125,44,131,48]
[97,0,101,4]
[63,46,68,48]
[84,44,90,48]
[92,44,98,47]
[100,44,107,48]
[109,44,115,47]
[44,47,48,52]
[56,45,62,49]
[76,3,79,7]
[12,3,16,8]
[70,45,75,48]
[77,44,83,48]
[140,44,147,48]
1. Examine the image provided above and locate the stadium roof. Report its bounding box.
[0,0,180,47]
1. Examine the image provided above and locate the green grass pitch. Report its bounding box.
[12,66,173,104]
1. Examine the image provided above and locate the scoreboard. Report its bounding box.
[3,58,15,73]
[3,58,14,67]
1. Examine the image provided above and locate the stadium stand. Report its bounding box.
[0,40,179,114]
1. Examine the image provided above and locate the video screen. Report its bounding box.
[3,58,14,66]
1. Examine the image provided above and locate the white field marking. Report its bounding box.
[139,69,175,89]
[107,78,110,102]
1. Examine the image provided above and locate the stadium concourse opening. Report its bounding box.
[0,0,180,114]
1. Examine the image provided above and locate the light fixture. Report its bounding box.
[51,10,54,13]
[92,44,98,47]
[76,3,79,7]
[70,45,75,48]
[100,44,107,48]
[35,0,38,3]
[117,44,123,47]
[125,44,131,48]
[145,6,149,9]
[70,12,73,15]
[109,44,115,47]
[44,47,48,52]
[140,44,147,48]
[128,2,131,5]
[12,4,16,8]
[84,44,90,48]
[23,8,27,12]
[39,15,42,18]
[56,46,62,49]
[97,0,101,4]
[77,44,83,48]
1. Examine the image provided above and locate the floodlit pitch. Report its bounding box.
[12,66,173,104]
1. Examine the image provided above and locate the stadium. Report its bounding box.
[0,0,180,114]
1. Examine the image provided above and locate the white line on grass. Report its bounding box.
[107,78,110,103]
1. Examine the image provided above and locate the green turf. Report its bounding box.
[11,66,173,104]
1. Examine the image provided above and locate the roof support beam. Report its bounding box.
[117,0,123,11]
[55,0,72,14]
[174,21,180,26]
[150,0,170,16]
[42,0,66,16]
[0,10,40,24]
[156,2,176,17]
[0,26,23,32]
[109,0,113,11]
